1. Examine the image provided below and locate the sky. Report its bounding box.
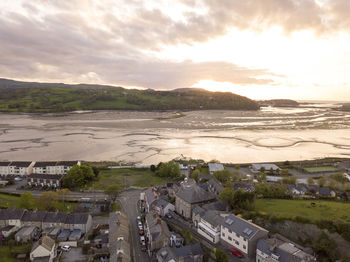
[0,0,350,100]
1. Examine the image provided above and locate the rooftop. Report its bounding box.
[208,163,224,172]
[176,182,215,204]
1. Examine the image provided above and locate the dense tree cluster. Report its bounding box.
[155,161,181,178]
[220,188,255,210]
[62,165,95,189]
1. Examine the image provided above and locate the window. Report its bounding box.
[228,229,232,233]
[228,237,232,241]
[235,241,239,245]
[243,245,246,249]
[222,233,225,237]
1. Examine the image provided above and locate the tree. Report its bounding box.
[318,177,327,187]
[156,161,181,178]
[104,184,123,201]
[214,248,229,262]
[257,172,266,182]
[19,191,35,210]
[280,169,289,176]
[307,177,315,185]
[212,170,233,184]
[62,165,95,189]
[57,188,71,203]
[190,169,200,182]
[150,165,156,172]
[36,191,59,211]
[220,188,255,210]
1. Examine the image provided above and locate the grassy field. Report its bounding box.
[255,199,350,223]
[91,168,170,190]
[0,193,76,212]
[304,166,339,173]
[0,244,32,262]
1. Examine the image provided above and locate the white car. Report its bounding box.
[140,236,145,245]
[61,245,71,252]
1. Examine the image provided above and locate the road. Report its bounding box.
[119,189,151,262]
[0,180,107,201]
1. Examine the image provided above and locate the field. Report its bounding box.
[91,168,170,190]
[303,166,339,173]
[255,199,350,223]
[0,193,76,212]
[0,244,32,262]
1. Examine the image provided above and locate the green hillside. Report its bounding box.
[0,79,259,112]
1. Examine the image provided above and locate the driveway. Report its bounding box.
[60,247,87,262]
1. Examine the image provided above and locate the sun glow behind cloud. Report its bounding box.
[0,0,350,100]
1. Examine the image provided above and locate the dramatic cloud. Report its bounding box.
[0,0,349,92]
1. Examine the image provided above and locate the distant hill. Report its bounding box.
[259,99,299,107]
[0,78,260,113]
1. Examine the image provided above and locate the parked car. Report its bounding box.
[165,213,172,219]
[141,243,147,252]
[230,248,243,258]
[61,245,71,252]
[14,177,22,181]
[140,236,145,245]
[138,228,144,235]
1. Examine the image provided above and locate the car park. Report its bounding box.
[230,248,243,258]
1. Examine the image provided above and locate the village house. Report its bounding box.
[166,182,181,198]
[151,198,175,217]
[233,183,255,192]
[0,162,11,176]
[208,163,224,175]
[175,178,215,219]
[32,161,80,175]
[0,225,18,238]
[156,243,204,262]
[144,187,158,213]
[0,209,26,227]
[21,210,48,228]
[145,212,171,252]
[220,215,269,258]
[30,235,57,262]
[64,213,92,234]
[256,234,317,262]
[8,162,34,176]
[251,163,280,174]
[207,177,224,198]
[27,174,64,188]
[42,211,68,229]
[192,206,224,244]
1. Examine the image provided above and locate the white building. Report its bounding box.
[8,162,34,176]
[30,236,57,262]
[251,163,280,174]
[33,161,80,175]
[0,162,11,176]
[192,206,223,244]
[151,198,175,217]
[220,215,268,258]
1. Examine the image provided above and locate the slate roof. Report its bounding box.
[0,162,11,166]
[65,213,90,225]
[192,206,205,216]
[221,214,268,240]
[202,199,229,212]
[0,209,26,220]
[32,236,55,253]
[145,187,157,205]
[9,162,32,167]
[200,210,224,227]
[21,210,48,222]
[33,162,58,167]
[173,243,204,258]
[43,212,68,223]
[198,174,211,181]
[257,238,316,262]
[152,198,171,209]
[318,187,333,196]
[208,163,224,173]
[252,163,279,171]
[208,178,224,193]
[28,174,64,180]
[176,183,215,204]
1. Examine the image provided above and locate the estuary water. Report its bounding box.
[0,103,350,164]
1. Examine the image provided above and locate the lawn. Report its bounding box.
[255,199,350,223]
[91,168,170,190]
[0,244,32,262]
[0,193,76,212]
[304,166,339,173]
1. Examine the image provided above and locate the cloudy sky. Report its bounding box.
[1,0,350,100]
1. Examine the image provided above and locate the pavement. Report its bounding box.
[119,188,151,262]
